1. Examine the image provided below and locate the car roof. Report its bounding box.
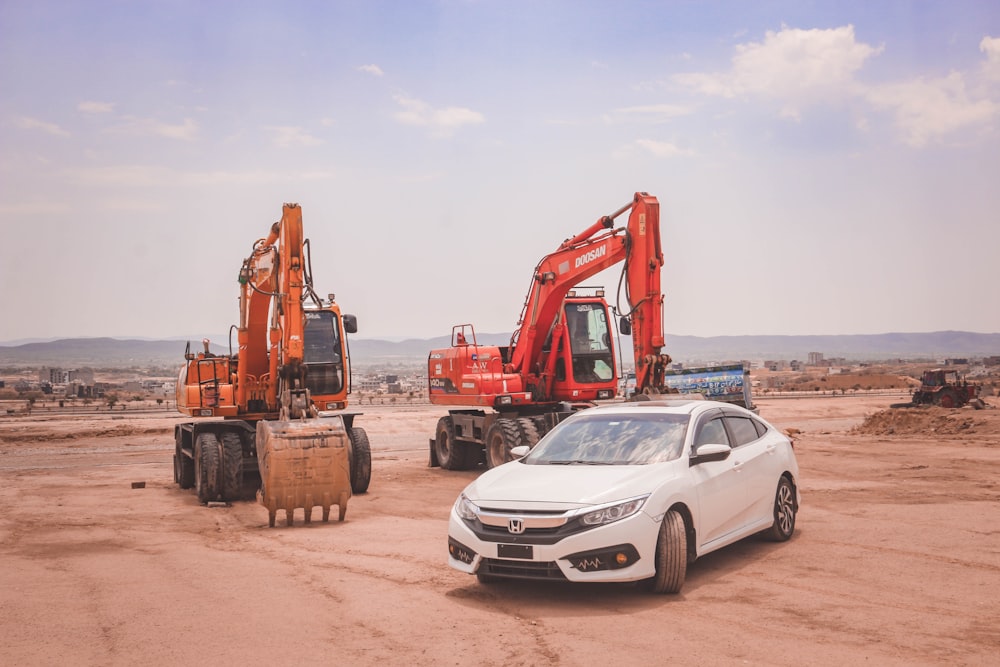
[583,398,725,417]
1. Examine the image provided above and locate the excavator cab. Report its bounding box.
[302,309,347,403]
[551,295,618,399]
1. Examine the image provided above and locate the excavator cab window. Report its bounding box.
[303,310,345,395]
[564,302,615,384]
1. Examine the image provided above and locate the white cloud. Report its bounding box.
[865,72,998,147]
[359,64,384,76]
[392,95,485,133]
[267,125,324,148]
[70,165,336,188]
[982,36,1000,80]
[634,139,695,158]
[610,104,693,123]
[109,116,198,140]
[674,25,1000,147]
[674,25,881,107]
[78,101,115,113]
[614,139,695,159]
[14,116,70,137]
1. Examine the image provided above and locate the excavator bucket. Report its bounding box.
[256,417,352,527]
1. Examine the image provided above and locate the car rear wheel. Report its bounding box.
[647,510,687,594]
[764,477,796,541]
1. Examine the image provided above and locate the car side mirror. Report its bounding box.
[619,318,632,336]
[510,445,531,459]
[689,443,731,466]
[343,314,358,334]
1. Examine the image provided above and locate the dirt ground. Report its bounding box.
[1,395,999,666]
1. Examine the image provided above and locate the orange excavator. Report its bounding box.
[428,191,673,469]
[173,203,371,526]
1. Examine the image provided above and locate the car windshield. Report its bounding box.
[523,413,690,465]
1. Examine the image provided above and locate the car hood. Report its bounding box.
[464,461,675,510]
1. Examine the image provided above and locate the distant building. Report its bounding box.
[807,352,825,366]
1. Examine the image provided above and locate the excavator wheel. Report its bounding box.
[194,432,222,504]
[485,418,525,469]
[516,417,542,447]
[175,435,195,489]
[347,427,372,494]
[220,431,244,501]
[435,417,473,470]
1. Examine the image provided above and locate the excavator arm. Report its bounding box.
[507,192,671,397]
[236,204,319,419]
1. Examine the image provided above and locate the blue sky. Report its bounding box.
[2,1,999,343]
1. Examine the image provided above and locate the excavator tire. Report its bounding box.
[220,431,243,501]
[531,416,550,441]
[516,417,542,447]
[485,418,524,469]
[435,417,474,470]
[194,432,222,504]
[175,440,195,489]
[347,427,372,494]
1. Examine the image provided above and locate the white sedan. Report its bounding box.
[447,399,800,593]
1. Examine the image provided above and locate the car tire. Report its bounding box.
[764,477,797,542]
[476,570,499,585]
[647,510,687,594]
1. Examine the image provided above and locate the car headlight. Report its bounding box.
[580,496,648,526]
[454,493,479,521]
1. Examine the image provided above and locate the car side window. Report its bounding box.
[751,417,769,438]
[694,417,730,447]
[726,416,761,446]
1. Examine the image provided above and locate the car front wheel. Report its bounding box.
[647,509,687,594]
[764,477,797,541]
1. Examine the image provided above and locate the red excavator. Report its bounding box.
[427,192,673,469]
[173,203,371,526]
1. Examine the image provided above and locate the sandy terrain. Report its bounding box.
[1,396,999,666]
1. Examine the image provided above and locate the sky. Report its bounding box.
[2,0,999,344]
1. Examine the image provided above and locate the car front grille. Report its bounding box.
[480,558,567,580]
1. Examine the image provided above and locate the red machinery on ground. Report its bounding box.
[427,192,673,469]
[173,203,371,526]
[910,369,982,408]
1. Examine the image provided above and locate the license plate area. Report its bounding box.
[497,544,533,560]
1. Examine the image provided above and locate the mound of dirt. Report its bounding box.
[851,407,983,436]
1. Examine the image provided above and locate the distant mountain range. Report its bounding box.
[1,331,998,369]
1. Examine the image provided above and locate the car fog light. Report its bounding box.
[448,537,476,564]
[565,544,640,572]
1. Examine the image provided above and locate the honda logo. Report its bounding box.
[507,518,525,534]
